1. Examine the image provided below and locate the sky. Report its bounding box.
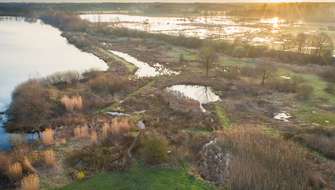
[0,0,334,2]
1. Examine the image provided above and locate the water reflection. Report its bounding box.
[0,17,108,150]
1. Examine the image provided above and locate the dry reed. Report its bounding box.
[74,126,89,139]
[90,129,98,144]
[21,174,40,190]
[60,95,83,111]
[43,150,57,167]
[41,128,55,145]
[7,162,22,180]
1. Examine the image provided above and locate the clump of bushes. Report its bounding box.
[139,132,169,165]
[44,71,81,86]
[8,80,55,132]
[216,127,311,190]
[89,74,129,95]
[320,68,335,83]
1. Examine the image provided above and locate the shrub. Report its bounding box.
[21,174,40,190]
[60,95,83,112]
[267,77,303,93]
[75,170,86,181]
[8,80,53,132]
[89,74,129,95]
[7,162,22,180]
[66,138,133,171]
[44,71,81,85]
[217,127,311,190]
[296,84,314,100]
[140,132,169,165]
[320,68,335,83]
[41,128,55,146]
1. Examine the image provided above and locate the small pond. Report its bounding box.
[166,85,221,112]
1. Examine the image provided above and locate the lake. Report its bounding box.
[0,16,108,150]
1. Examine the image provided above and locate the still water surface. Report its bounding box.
[0,17,108,150]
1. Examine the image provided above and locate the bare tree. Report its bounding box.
[296,33,307,53]
[199,45,218,77]
[255,62,277,86]
[313,33,334,57]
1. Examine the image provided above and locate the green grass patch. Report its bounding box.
[58,165,215,190]
[214,104,230,128]
[295,105,335,127]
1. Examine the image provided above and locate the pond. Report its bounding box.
[166,85,221,112]
[110,50,179,77]
[0,17,108,150]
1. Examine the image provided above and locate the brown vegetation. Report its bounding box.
[41,128,55,146]
[216,127,311,190]
[21,174,40,190]
[60,95,83,112]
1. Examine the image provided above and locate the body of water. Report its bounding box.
[0,16,108,150]
[166,85,220,112]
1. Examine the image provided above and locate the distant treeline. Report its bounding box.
[40,12,334,65]
[1,2,335,21]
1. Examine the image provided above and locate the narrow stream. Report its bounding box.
[110,50,179,77]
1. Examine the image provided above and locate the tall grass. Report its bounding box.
[43,150,57,167]
[41,128,55,146]
[218,127,311,190]
[61,95,83,112]
[74,126,89,139]
[21,174,40,190]
[7,162,23,180]
[90,129,98,144]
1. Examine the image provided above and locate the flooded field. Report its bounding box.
[81,13,335,54]
[0,16,108,150]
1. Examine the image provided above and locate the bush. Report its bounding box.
[8,80,54,132]
[296,84,314,100]
[321,68,335,83]
[66,136,134,172]
[44,71,81,85]
[89,74,129,95]
[140,132,169,165]
[217,127,311,190]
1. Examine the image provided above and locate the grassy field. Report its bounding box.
[58,165,214,190]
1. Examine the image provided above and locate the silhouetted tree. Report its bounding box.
[199,45,218,77]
